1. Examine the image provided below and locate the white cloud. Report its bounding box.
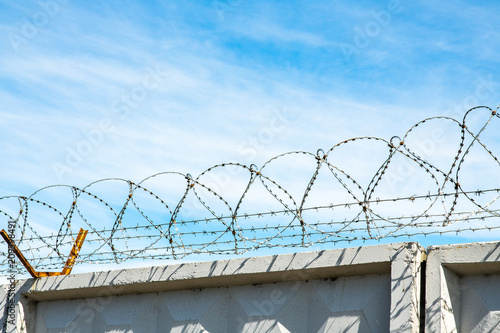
[1,1,500,272]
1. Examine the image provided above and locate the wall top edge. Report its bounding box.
[427,240,500,256]
[5,242,423,301]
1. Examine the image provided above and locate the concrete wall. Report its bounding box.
[1,242,424,333]
[35,275,391,332]
[426,241,500,333]
[14,240,500,332]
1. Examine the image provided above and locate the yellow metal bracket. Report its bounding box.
[1,228,88,278]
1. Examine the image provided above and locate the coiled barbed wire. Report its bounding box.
[1,106,499,274]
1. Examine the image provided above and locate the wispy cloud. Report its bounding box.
[0,0,499,262]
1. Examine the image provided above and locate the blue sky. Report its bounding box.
[1,0,500,274]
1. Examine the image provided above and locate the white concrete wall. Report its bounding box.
[2,242,425,332]
[34,275,391,332]
[425,241,500,333]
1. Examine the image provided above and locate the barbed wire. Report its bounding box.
[1,106,499,274]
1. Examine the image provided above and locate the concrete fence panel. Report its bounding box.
[1,242,424,332]
[425,241,500,332]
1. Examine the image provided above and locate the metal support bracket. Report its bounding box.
[1,228,88,278]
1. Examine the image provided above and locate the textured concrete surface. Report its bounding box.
[34,275,391,332]
[0,279,35,333]
[1,242,424,332]
[426,241,500,332]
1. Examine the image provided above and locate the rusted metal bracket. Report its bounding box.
[1,228,88,278]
